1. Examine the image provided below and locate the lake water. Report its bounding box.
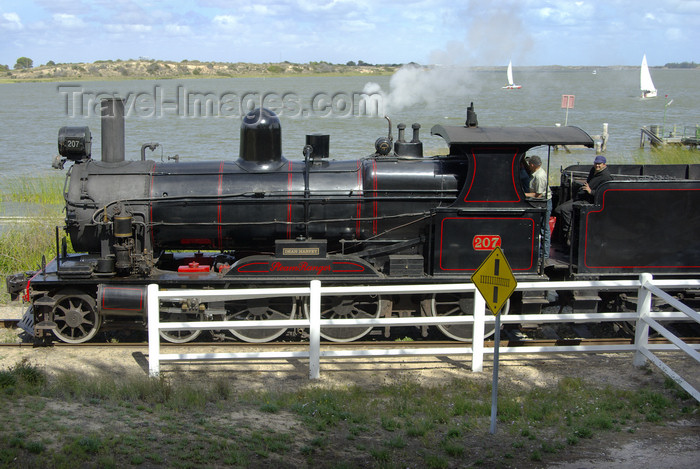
[1,68,699,194]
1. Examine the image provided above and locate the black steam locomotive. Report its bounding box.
[7,99,700,344]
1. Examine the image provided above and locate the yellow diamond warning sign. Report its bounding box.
[470,246,517,315]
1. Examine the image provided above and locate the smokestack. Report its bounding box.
[101,98,125,163]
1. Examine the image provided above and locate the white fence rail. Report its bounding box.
[147,274,700,401]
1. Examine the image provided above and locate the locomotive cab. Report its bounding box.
[429,124,594,275]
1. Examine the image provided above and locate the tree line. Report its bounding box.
[1,57,402,72]
[664,61,699,69]
[5,56,696,73]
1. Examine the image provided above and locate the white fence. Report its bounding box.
[147,274,700,401]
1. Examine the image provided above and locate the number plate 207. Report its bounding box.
[472,235,501,251]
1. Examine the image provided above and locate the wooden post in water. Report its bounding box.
[601,123,608,152]
[591,123,609,154]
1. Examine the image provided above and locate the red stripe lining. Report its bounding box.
[372,160,378,234]
[217,161,224,248]
[356,160,362,238]
[584,188,700,268]
[149,165,155,248]
[464,150,522,203]
[438,217,535,271]
[287,161,293,239]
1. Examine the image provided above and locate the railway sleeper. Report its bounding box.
[621,293,681,311]
[571,290,602,314]
[520,290,550,314]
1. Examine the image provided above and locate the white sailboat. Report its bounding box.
[640,54,657,98]
[502,60,521,89]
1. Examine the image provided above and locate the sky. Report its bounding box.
[0,0,697,68]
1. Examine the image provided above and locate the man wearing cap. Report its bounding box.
[554,155,612,245]
[579,155,611,203]
[525,155,552,259]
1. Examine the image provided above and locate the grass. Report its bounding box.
[633,145,700,164]
[0,218,64,305]
[0,175,65,205]
[0,175,67,303]
[0,360,696,468]
[0,219,60,275]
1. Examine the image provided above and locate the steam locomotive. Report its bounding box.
[6,99,700,344]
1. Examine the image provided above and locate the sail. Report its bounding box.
[502,61,521,89]
[506,61,514,86]
[640,54,657,98]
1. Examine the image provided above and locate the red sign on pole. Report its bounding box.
[561,95,575,109]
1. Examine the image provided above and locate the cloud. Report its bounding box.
[243,5,274,15]
[213,15,239,30]
[164,23,192,36]
[105,24,153,34]
[666,27,683,41]
[52,13,86,29]
[1,12,23,30]
[1,0,699,67]
[297,0,365,12]
[339,19,375,32]
[35,0,94,16]
[536,1,594,25]
[537,7,575,25]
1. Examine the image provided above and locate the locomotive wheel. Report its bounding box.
[51,290,101,344]
[303,294,381,342]
[159,311,203,344]
[430,293,510,341]
[226,297,297,343]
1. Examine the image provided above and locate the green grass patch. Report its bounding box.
[1,175,65,205]
[0,361,696,468]
[0,218,61,276]
[0,175,68,294]
[634,145,699,164]
[405,417,434,437]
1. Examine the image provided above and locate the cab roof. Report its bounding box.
[430,124,595,148]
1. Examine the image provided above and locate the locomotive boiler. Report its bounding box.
[7,98,700,344]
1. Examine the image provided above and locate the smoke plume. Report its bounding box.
[364,2,533,114]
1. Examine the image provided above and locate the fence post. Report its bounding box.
[633,273,653,367]
[472,293,486,372]
[147,283,161,377]
[309,280,321,379]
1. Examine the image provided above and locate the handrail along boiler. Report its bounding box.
[6,99,700,344]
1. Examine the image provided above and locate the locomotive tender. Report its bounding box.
[7,98,700,344]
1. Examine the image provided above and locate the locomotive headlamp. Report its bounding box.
[58,126,92,161]
[375,136,392,155]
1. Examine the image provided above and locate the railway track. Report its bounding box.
[1,335,697,350]
[0,340,698,349]
[2,317,698,349]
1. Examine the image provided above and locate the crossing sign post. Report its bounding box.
[470,246,517,434]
